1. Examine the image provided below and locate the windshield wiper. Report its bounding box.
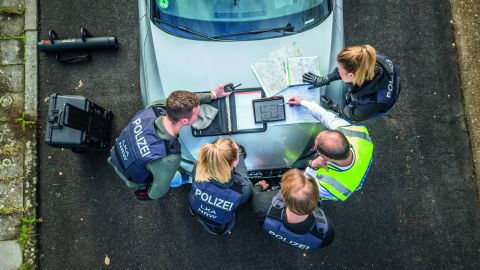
[152,18,217,41]
[212,23,295,39]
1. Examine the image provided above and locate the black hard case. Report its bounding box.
[44,94,113,152]
[192,88,267,137]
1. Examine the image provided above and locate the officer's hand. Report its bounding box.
[210,83,232,100]
[320,96,338,112]
[287,96,302,106]
[302,72,329,89]
[310,156,329,171]
[257,180,269,191]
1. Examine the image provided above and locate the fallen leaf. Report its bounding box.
[44,96,49,103]
[75,80,84,90]
[104,255,110,266]
[58,172,63,176]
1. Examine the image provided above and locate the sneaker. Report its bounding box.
[170,171,192,188]
[134,185,151,201]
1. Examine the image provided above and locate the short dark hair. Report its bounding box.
[166,90,200,123]
[281,169,319,215]
[315,130,350,160]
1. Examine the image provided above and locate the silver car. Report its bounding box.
[138,0,345,179]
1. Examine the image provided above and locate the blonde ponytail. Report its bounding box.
[337,44,377,86]
[194,138,238,183]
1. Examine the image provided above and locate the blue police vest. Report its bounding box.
[348,52,401,114]
[110,105,181,184]
[263,193,329,250]
[189,179,243,235]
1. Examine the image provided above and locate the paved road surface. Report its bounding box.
[38,0,480,269]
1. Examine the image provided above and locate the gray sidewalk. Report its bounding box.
[0,0,37,269]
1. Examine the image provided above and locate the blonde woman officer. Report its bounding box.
[303,45,401,122]
[188,138,253,235]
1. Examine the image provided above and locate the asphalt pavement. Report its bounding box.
[37,0,480,269]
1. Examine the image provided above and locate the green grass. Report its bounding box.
[15,112,36,129]
[0,34,25,42]
[0,6,25,15]
[18,217,39,247]
[0,207,23,215]
[0,143,22,156]
[17,217,40,270]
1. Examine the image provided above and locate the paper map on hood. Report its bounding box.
[285,56,322,86]
[251,44,303,97]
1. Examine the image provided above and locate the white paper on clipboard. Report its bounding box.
[233,91,264,130]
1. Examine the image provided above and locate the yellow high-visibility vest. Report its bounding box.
[315,125,374,201]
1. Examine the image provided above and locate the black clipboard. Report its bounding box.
[192,88,267,137]
[252,96,286,123]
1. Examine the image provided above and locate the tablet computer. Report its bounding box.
[252,96,286,123]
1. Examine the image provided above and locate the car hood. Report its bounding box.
[148,15,335,99]
[147,15,336,171]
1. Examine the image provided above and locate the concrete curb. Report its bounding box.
[450,0,480,197]
[23,0,39,268]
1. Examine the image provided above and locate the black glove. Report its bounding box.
[320,96,339,112]
[302,72,329,89]
[134,185,152,201]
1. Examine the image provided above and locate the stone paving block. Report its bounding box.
[0,64,24,92]
[0,141,24,178]
[0,240,22,269]
[0,178,23,209]
[0,122,16,145]
[0,13,24,37]
[0,39,23,65]
[0,92,24,121]
[0,213,21,240]
[0,0,25,7]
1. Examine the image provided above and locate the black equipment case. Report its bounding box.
[44,94,113,153]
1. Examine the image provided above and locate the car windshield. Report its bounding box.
[152,0,332,41]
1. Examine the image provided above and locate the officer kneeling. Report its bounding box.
[188,138,253,235]
[251,169,334,250]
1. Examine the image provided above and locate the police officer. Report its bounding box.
[287,96,374,201]
[108,85,231,201]
[188,138,253,235]
[251,169,334,251]
[303,45,401,122]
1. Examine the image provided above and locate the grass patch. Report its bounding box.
[0,143,22,156]
[18,217,40,248]
[0,33,26,42]
[0,206,24,215]
[0,176,24,184]
[18,217,41,270]
[0,6,25,15]
[15,112,36,129]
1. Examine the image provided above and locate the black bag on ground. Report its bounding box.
[44,94,113,153]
